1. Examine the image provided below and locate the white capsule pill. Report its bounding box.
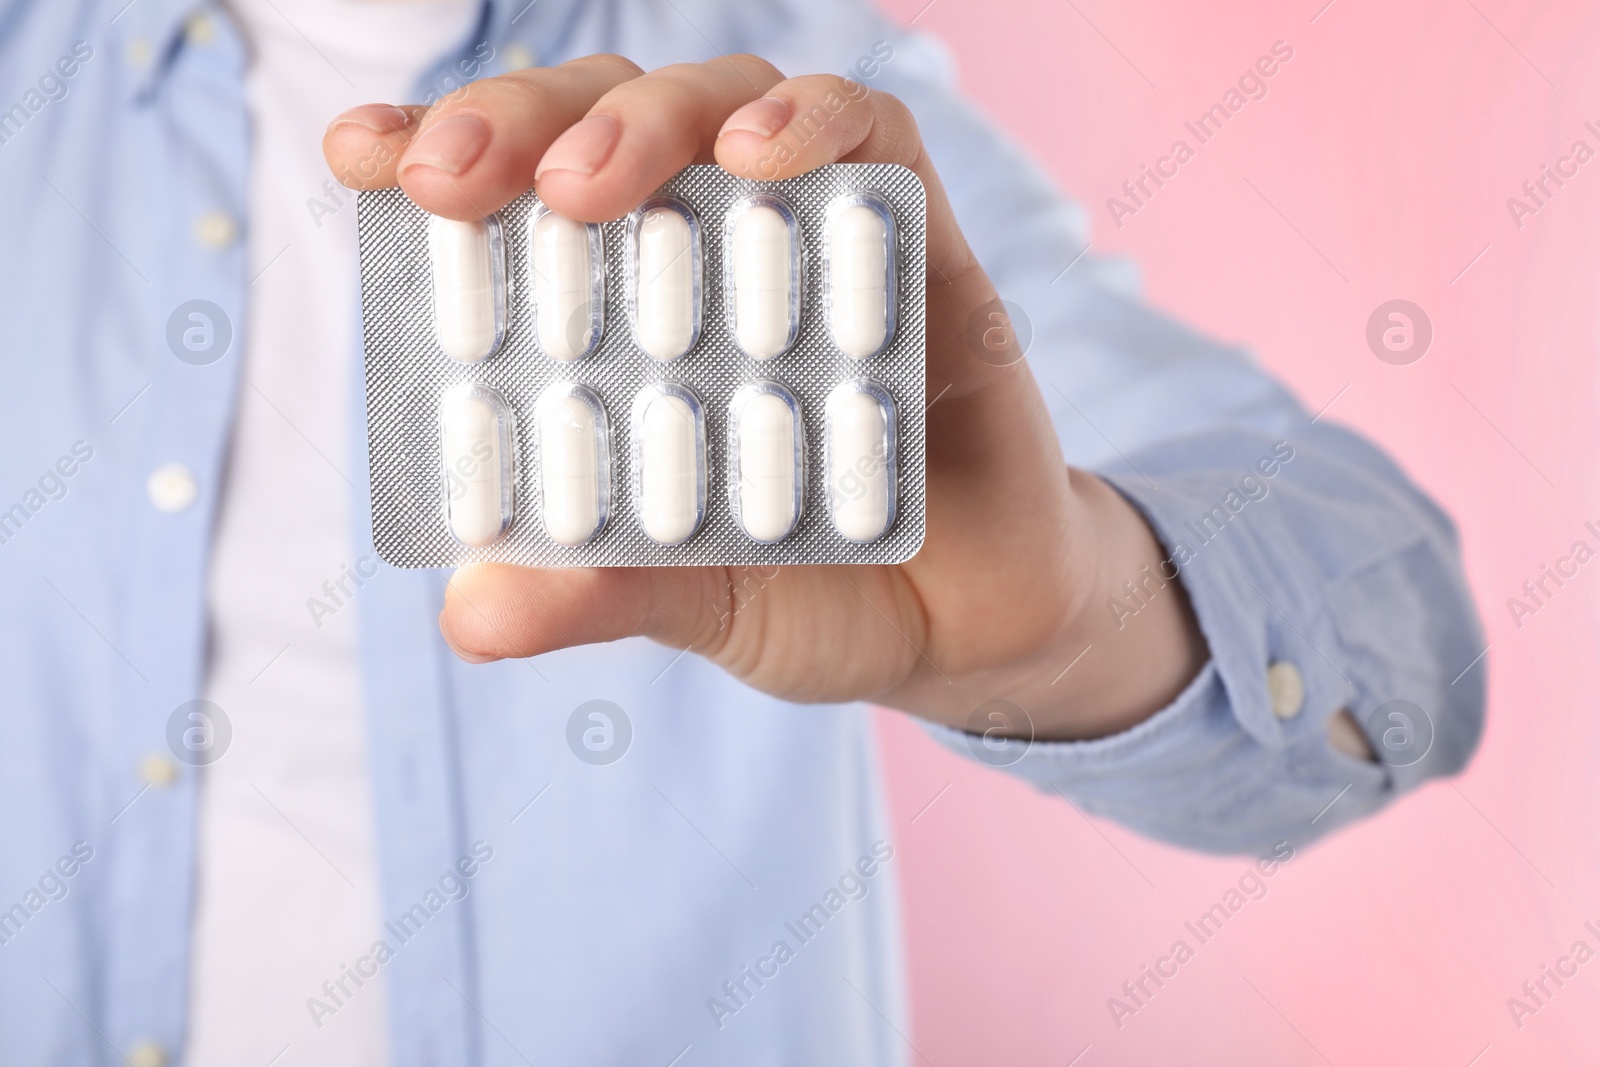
[826,198,895,360]
[633,386,706,545]
[530,208,603,362]
[825,383,896,542]
[439,384,515,547]
[429,215,505,363]
[536,385,609,546]
[730,384,803,542]
[632,201,701,361]
[729,200,799,360]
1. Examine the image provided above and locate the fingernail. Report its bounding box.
[719,97,791,139]
[328,103,412,135]
[536,115,621,179]
[401,114,491,177]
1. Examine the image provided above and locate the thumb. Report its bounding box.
[438,562,728,662]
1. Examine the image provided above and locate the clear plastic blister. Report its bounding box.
[527,204,605,363]
[724,194,804,361]
[630,383,708,546]
[359,162,926,568]
[627,197,704,363]
[824,193,897,361]
[823,378,897,543]
[727,381,806,543]
[535,382,610,547]
[438,382,516,547]
[427,214,508,364]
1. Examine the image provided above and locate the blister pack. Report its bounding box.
[357,163,926,568]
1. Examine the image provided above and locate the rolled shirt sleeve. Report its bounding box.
[868,28,1487,854]
[925,422,1485,854]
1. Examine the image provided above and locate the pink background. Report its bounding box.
[872,0,1600,1063]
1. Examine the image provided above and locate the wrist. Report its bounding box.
[1020,470,1209,741]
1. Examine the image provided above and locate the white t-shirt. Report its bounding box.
[190,2,476,1064]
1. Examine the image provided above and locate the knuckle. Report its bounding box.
[573,52,645,79]
[426,72,526,119]
[602,72,705,125]
[821,72,859,96]
[651,55,782,96]
[867,94,922,164]
[794,72,870,105]
[500,74,564,117]
[873,87,911,120]
[722,53,785,83]
[652,60,707,81]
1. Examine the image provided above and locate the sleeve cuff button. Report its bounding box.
[1267,661,1306,720]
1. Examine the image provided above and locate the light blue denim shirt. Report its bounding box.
[0,0,1485,1063]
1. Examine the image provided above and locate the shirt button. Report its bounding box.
[194,211,238,250]
[184,12,215,46]
[503,43,537,71]
[126,38,152,67]
[146,463,199,513]
[137,754,180,788]
[1267,661,1306,720]
[127,1042,168,1067]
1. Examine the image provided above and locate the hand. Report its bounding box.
[322,54,1208,741]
